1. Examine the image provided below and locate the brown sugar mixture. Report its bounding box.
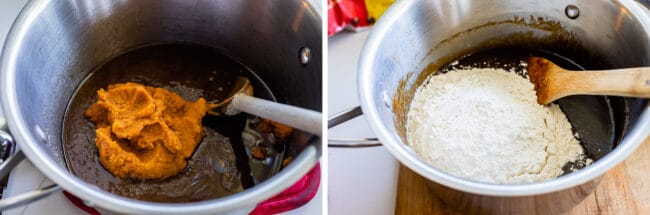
[63,44,298,202]
[85,82,208,180]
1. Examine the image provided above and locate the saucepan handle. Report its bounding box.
[328,106,382,148]
[0,119,62,210]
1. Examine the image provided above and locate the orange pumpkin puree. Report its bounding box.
[84,83,208,180]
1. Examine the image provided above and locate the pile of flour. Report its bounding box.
[406,68,586,184]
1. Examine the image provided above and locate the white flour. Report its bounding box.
[406,68,585,184]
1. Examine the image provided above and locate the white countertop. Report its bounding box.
[327,30,399,215]
[0,1,321,214]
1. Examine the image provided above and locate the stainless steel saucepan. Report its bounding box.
[0,0,321,214]
[331,0,650,213]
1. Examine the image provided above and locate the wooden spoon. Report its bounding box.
[527,57,650,105]
[208,76,322,136]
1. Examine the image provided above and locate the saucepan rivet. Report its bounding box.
[383,91,391,108]
[299,47,311,65]
[565,5,580,19]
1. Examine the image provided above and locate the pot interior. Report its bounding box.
[62,43,295,202]
[364,0,649,184]
[3,0,320,206]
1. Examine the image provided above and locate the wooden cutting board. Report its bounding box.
[395,138,650,214]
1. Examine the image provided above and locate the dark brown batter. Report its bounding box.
[63,44,276,202]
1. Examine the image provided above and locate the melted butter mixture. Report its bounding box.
[62,44,281,202]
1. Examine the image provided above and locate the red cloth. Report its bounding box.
[328,0,370,36]
[250,163,321,215]
[65,163,322,215]
[63,191,101,215]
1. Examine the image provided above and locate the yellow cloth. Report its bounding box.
[364,0,396,21]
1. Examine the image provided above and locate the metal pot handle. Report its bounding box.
[328,106,382,148]
[0,119,62,210]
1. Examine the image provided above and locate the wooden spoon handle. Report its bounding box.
[573,67,650,97]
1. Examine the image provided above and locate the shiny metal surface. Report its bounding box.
[327,106,381,147]
[231,94,323,136]
[358,0,650,213]
[0,151,62,211]
[300,47,312,65]
[0,117,5,131]
[425,176,603,214]
[565,5,581,19]
[0,129,56,210]
[0,183,61,210]
[0,149,23,185]
[328,106,364,128]
[327,140,382,148]
[0,0,321,214]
